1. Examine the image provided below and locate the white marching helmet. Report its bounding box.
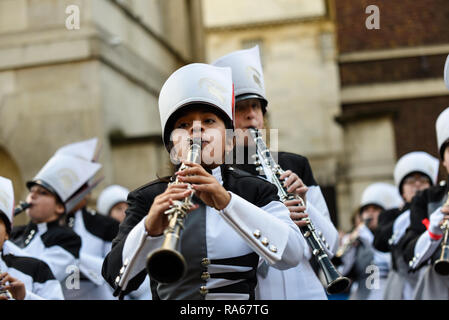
[96,185,129,216]
[436,107,449,159]
[158,63,234,147]
[360,182,403,212]
[27,154,101,206]
[55,137,99,162]
[212,45,267,109]
[394,151,439,192]
[0,176,14,230]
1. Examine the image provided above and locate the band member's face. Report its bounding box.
[361,205,382,232]
[109,202,128,223]
[171,108,232,168]
[25,185,64,224]
[0,219,8,250]
[443,145,449,174]
[401,173,431,203]
[234,99,264,146]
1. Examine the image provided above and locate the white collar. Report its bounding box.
[36,222,49,234]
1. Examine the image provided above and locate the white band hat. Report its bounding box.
[394,151,439,192]
[0,176,14,231]
[96,185,129,216]
[55,137,99,162]
[212,45,267,109]
[360,182,403,212]
[27,154,101,207]
[158,63,234,148]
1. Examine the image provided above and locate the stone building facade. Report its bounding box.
[0,0,204,225]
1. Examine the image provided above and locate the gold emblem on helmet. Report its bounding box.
[198,78,226,104]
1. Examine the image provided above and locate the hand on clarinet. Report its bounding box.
[279,170,308,204]
[284,198,309,227]
[0,272,26,300]
[145,183,198,236]
[176,162,231,211]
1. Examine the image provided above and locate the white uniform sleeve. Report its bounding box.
[218,192,305,269]
[38,246,78,282]
[79,252,108,286]
[409,208,444,269]
[306,185,331,220]
[119,218,164,291]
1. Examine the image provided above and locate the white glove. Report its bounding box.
[429,209,445,236]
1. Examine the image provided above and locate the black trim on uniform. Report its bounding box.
[66,207,119,242]
[40,221,82,259]
[2,253,56,283]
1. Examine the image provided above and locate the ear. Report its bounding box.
[55,203,65,216]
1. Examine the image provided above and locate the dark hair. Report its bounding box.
[399,171,432,195]
[0,211,11,236]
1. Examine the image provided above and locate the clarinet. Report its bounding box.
[14,201,32,216]
[146,137,201,284]
[248,128,351,294]
[433,192,449,275]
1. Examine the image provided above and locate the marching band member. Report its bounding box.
[102,63,305,300]
[402,106,449,299]
[53,138,119,300]
[10,148,100,296]
[97,184,151,300]
[212,45,339,299]
[0,176,64,300]
[338,182,402,300]
[373,152,438,299]
[97,185,130,223]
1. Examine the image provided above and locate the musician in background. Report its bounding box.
[102,63,306,300]
[97,185,129,223]
[401,106,449,299]
[337,182,403,300]
[52,139,119,300]
[10,147,101,298]
[212,46,339,299]
[373,152,438,299]
[0,176,64,300]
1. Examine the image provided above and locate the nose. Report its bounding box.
[245,107,256,120]
[27,191,36,202]
[190,120,205,135]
